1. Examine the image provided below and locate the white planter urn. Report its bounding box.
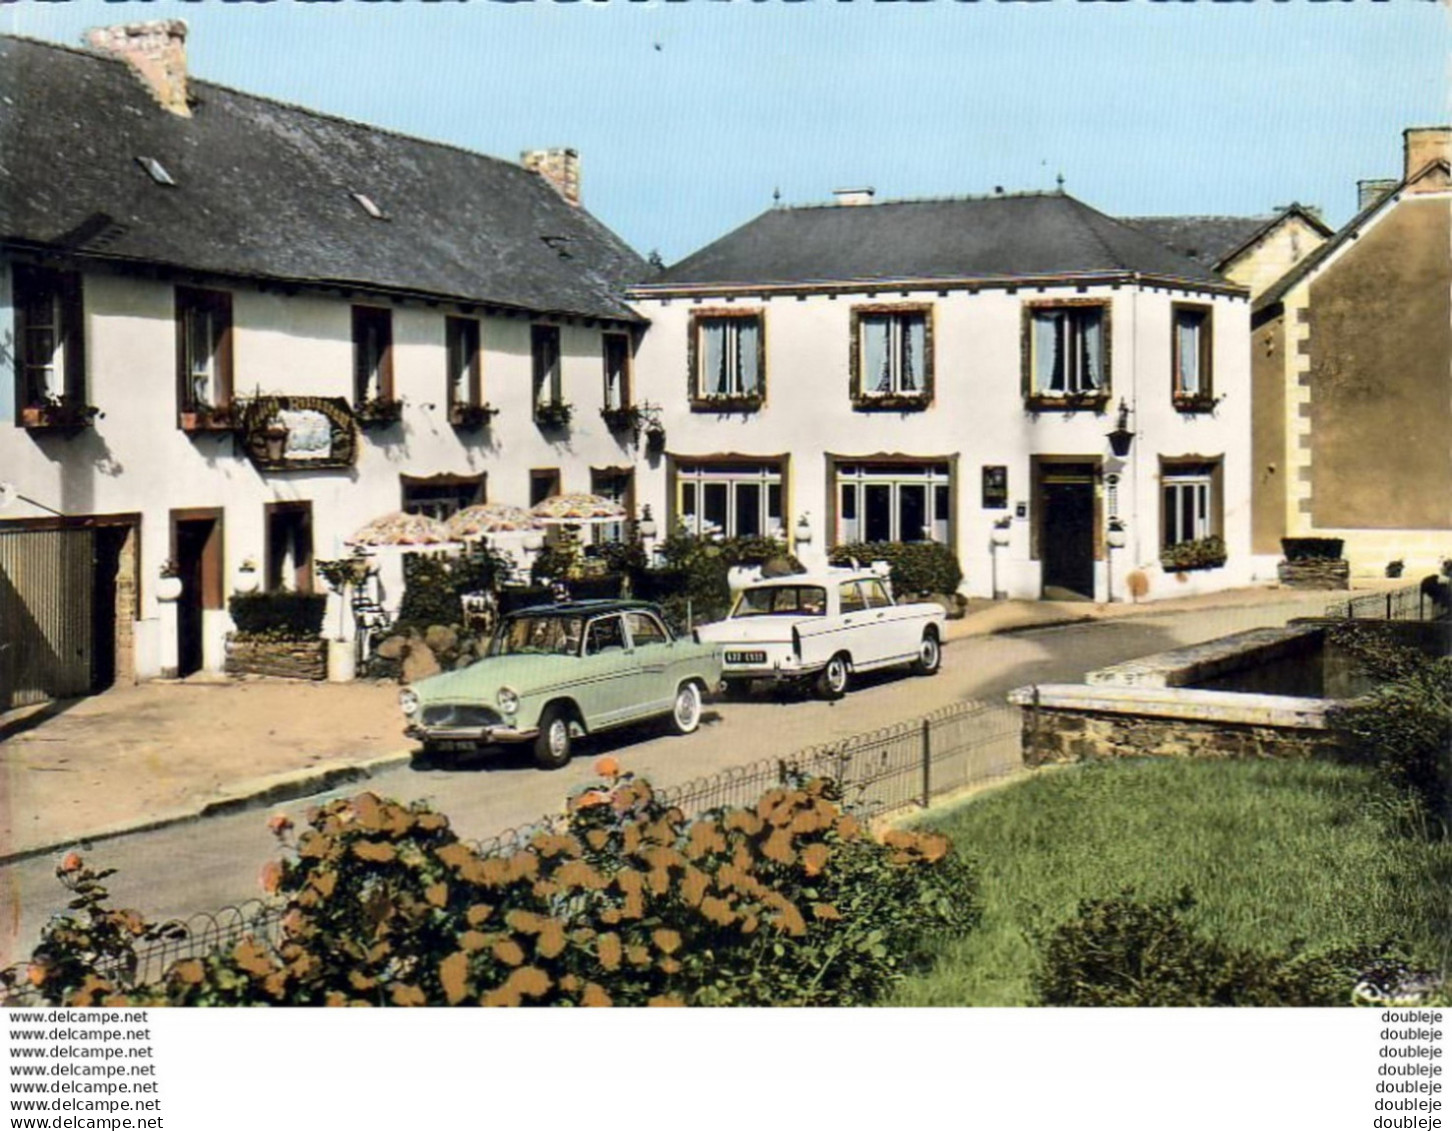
[327,639,356,683]
[156,574,184,602]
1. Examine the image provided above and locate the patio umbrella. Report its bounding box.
[347,511,453,547]
[529,492,629,526]
[445,503,542,540]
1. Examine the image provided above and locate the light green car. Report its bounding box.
[399,599,724,769]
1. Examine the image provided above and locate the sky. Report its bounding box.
[5,0,1448,264]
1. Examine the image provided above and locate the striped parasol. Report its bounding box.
[446,503,542,540]
[529,492,629,525]
[348,511,453,547]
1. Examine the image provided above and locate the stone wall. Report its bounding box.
[1020,705,1345,767]
[224,637,327,681]
[1277,559,1350,589]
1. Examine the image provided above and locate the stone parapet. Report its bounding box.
[224,637,327,681]
[1277,559,1350,589]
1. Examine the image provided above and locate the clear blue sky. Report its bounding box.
[6,0,1447,263]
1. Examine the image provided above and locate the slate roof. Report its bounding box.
[1125,207,1333,273]
[643,193,1236,291]
[0,35,647,323]
[1254,163,1449,313]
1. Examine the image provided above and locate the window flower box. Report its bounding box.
[1024,391,1112,415]
[179,404,236,433]
[449,402,499,429]
[1172,393,1219,414]
[851,391,931,413]
[21,396,101,432]
[599,404,643,435]
[1160,535,1227,573]
[689,392,764,414]
[534,399,574,429]
[354,396,404,428]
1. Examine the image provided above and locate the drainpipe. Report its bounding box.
[1129,274,1143,575]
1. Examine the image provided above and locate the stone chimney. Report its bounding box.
[521,148,580,206]
[832,187,876,207]
[1403,126,1450,185]
[1357,179,1398,212]
[85,21,191,118]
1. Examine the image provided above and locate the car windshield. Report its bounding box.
[489,614,586,657]
[730,585,828,617]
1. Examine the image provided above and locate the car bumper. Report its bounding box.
[720,653,822,683]
[404,722,539,746]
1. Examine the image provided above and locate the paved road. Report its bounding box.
[0,597,1324,964]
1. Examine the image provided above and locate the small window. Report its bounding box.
[853,306,931,406]
[532,325,562,409]
[176,287,233,414]
[530,468,561,507]
[1172,304,1213,407]
[446,316,481,408]
[860,578,893,609]
[265,503,313,593]
[838,581,867,614]
[603,333,631,411]
[13,265,86,411]
[352,306,393,405]
[585,615,627,655]
[401,474,484,522]
[1026,303,1109,404]
[590,468,633,545]
[690,312,764,408]
[1161,462,1220,549]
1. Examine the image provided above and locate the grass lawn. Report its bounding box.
[889,758,1452,1007]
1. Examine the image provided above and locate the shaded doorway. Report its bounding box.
[1038,463,1097,600]
[172,511,223,678]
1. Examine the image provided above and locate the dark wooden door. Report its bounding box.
[175,519,214,677]
[1040,473,1095,599]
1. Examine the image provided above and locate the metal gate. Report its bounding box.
[0,527,95,710]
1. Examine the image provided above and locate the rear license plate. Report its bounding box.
[725,651,767,665]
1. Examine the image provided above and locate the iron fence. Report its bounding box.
[1322,582,1444,623]
[3,698,1024,1003]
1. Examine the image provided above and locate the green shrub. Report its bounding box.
[227,592,327,640]
[828,541,963,597]
[395,548,511,635]
[1159,535,1227,573]
[1329,644,1452,836]
[22,772,980,1008]
[1282,537,1345,561]
[1035,888,1425,1007]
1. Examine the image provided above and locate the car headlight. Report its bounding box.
[497,686,519,716]
[399,688,420,718]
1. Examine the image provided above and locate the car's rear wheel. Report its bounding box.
[913,630,942,676]
[815,654,850,700]
[669,681,703,735]
[533,705,574,770]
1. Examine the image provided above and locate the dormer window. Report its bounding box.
[136,157,175,186]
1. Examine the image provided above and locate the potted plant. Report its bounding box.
[354,395,404,428]
[21,393,102,431]
[1386,559,1405,579]
[448,401,499,429]
[156,559,184,602]
[534,399,574,429]
[315,554,373,682]
[599,404,642,437]
[991,516,1013,547]
[180,402,235,433]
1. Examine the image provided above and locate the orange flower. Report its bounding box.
[26,963,47,988]
[574,790,610,810]
[60,852,83,874]
[594,756,622,780]
[259,860,284,894]
[267,814,294,836]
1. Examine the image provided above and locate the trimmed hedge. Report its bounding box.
[227,592,327,640]
[828,541,963,597]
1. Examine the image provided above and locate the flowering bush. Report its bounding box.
[18,767,979,1007]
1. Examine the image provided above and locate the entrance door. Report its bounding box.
[1039,465,1096,600]
[173,513,222,678]
[90,526,129,692]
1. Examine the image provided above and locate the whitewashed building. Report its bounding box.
[629,189,1255,603]
[0,24,647,701]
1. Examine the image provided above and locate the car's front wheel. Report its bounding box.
[815,654,850,700]
[669,681,703,735]
[533,705,574,770]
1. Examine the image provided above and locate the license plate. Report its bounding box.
[725,651,767,665]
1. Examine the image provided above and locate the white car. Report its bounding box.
[696,568,946,698]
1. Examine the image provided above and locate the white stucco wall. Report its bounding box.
[631,279,1253,604]
[0,258,641,676]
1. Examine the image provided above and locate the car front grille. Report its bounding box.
[421,704,503,728]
